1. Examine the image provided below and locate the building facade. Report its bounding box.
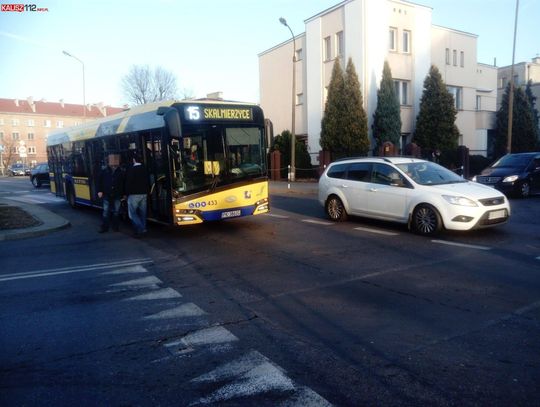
[259,0,498,164]
[0,97,124,171]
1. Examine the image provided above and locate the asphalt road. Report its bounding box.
[1,177,539,406]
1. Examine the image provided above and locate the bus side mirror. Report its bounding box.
[157,107,181,139]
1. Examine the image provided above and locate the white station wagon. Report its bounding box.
[318,157,511,235]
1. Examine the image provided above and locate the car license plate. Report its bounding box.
[488,209,506,220]
[221,210,241,219]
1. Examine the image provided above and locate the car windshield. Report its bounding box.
[491,154,531,169]
[396,161,465,185]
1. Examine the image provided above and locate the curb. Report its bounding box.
[0,199,71,241]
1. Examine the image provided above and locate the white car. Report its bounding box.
[318,157,510,235]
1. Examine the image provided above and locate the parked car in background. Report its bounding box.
[8,163,30,176]
[472,152,540,198]
[29,163,50,187]
[319,157,510,236]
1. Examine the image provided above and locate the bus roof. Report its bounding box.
[46,99,261,147]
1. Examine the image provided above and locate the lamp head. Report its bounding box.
[62,50,71,57]
[279,17,287,26]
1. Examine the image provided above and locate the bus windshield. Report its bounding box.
[171,125,266,194]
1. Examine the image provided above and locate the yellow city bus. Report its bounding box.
[47,99,270,225]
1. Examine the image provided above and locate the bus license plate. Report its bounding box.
[221,210,241,219]
[488,210,506,220]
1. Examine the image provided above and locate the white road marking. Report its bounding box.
[101,265,149,275]
[431,240,491,251]
[302,219,333,226]
[165,326,238,356]
[266,213,290,219]
[7,194,64,204]
[110,276,162,289]
[124,287,182,301]
[0,258,153,282]
[143,303,207,320]
[282,386,333,407]
[354,226,399,236]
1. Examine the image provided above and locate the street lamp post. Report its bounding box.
[279,17,297,182]
[63,50,86,121]
[506,0,519,154]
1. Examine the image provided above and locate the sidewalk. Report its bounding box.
[269,180,318,196]
[0,198,70,241]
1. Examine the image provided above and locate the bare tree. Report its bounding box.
[121,65,178,105]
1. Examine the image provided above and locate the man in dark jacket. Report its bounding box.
[125,153,149,237]
[97,154,125,233]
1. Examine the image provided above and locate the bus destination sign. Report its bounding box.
[184,105,253,122]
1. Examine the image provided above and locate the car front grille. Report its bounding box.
[479,197,506,206]
[476,176,502,184]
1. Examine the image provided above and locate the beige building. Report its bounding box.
[498,57,540,129]
[259,0,498,162]
[0,97,124,172]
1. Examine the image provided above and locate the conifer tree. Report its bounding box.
[320,58,346,155]
[342,58,370,156]
[373,61,402,146]
[495,83,537,156]
[525,80,540,147]
[413,65,460,155]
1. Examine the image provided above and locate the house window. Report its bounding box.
[336,31,344,57]
[44,119,51,128]
[323,36,332,61]
[56,120,64,128]
[12,132,20,140]
[0,118,4,125]
[295,48,303,61]
[12,119,20,126]
[403,30,411,53]
[0,131,4,140]
[445,48,450,65]
[389,27,397,51]
[453,50,457,66]
[296,93,304,105]
[476,95,481,111]
[27,119,35,126]
[393,80,410,105]
[27,146,36,154]
[460,51,464,67]
[447,86,462,110]
[28,132,34,140]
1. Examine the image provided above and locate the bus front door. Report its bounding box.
[143,132,172,224]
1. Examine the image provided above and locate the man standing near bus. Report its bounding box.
[125,153,149,237]
[97,154,125,233]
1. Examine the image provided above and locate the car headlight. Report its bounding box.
[471,175,477,182]
[442,195,478,207]
[502,175,519,183]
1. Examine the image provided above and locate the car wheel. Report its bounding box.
[326,195,348,222]
[412,204,442,236]
[519,181,530,198]
[31,177,41,188]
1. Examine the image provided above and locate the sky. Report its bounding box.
[0,0,538,108]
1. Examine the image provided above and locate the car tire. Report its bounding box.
[326,195,348,222]
[519,181,530,198]
[32,177,41,188]
[412,204,442,236]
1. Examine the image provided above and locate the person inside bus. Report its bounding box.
[97,154,125,233]
[125,153,150,237]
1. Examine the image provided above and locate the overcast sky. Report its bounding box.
[0,0,537,107]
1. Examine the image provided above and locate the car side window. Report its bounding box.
[347,162,372,182]
[327,163,348,179]
[372,163,407,187]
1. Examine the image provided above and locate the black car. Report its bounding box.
[29,163,50,188]
[8,163,30,176]
[473,152,540,198]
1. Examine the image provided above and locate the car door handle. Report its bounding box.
[369,188,378,192]
[340,184,348,188]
